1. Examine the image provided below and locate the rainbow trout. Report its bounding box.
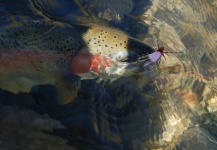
[0,13,156,104]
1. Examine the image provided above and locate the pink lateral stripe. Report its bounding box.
[0,50,64,70]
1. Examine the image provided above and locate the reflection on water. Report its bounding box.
[0,0,217,149]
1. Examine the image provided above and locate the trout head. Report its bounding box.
[69,24,156,80]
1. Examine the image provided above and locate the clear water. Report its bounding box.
[0,0,217,149]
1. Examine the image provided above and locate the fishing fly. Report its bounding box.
[138,31,182,70]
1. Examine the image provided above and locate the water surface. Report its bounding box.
[0,0,217,149]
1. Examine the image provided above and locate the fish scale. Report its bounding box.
[0,15,87,75]
[0,15,82,54]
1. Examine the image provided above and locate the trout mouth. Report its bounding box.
[104,56,155,76]
[101,52,162,78]
[111,50,160,74]
[112,54,159,75]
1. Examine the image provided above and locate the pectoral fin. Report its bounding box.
[55,74,81,105]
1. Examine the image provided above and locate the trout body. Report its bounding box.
[0,13,155,104]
